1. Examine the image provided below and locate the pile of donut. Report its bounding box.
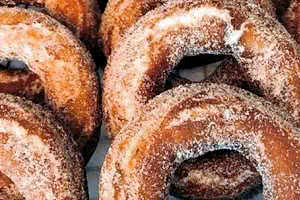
[0,0,299,199]
[99,0,300,199]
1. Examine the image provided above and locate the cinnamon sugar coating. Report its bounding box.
[0,7,101,161]
[0,93,88,199]
[99,83,300,200]
[100,0,276,57]
[103,0,300,138]
[0,0,100,53]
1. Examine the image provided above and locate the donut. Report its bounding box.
[0,7,101,161]
[0,0,100,54]
[0,93,88,199]
[100,0,276,57]
[170,150,261,199]
[103,0,300,138]
[282,0,300,43]
[99,83,300,199]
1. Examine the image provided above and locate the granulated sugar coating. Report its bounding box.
[0,93,88,199]
[99,83,300,200]
[103,0,300,139]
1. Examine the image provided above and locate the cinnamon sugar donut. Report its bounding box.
[99,83,300,200]
[0,0,100,53]
[0,7,101,161]
[103,0,300,138]
[100,0,276,57]
[0,93,87,199]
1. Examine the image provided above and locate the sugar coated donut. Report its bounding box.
[0,7,101,161]
[99,83,300,200]
[0,93,88,199]
[103,0,300,138]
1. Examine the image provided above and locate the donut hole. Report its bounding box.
[166,55,265,98]
[174,54,225,82]
[0,59,28,71]
[0,172,24,199]
[169,150,263,200]
[0,59,44,103]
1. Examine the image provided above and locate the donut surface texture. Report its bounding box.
[0,0,100,52]
[99,83,300,200]
[0,93,88,200]
[103,0,300,138]
[0,7,101,160]
[100,0,276,57]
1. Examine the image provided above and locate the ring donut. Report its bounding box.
[100,0,276,57]
[0,93,88,199]
[0,7,101,161]
[99,83,300,200]
[0,0,100,54]
[103,0,300,137]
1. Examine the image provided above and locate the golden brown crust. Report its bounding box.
[0,7,101,161]
[0,0,100,52]
[0,93,88,199]
[100,0,275,57]
[99,83,300,200]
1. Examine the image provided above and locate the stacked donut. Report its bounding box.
[99,0,300,199]
[0,1,102,199]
